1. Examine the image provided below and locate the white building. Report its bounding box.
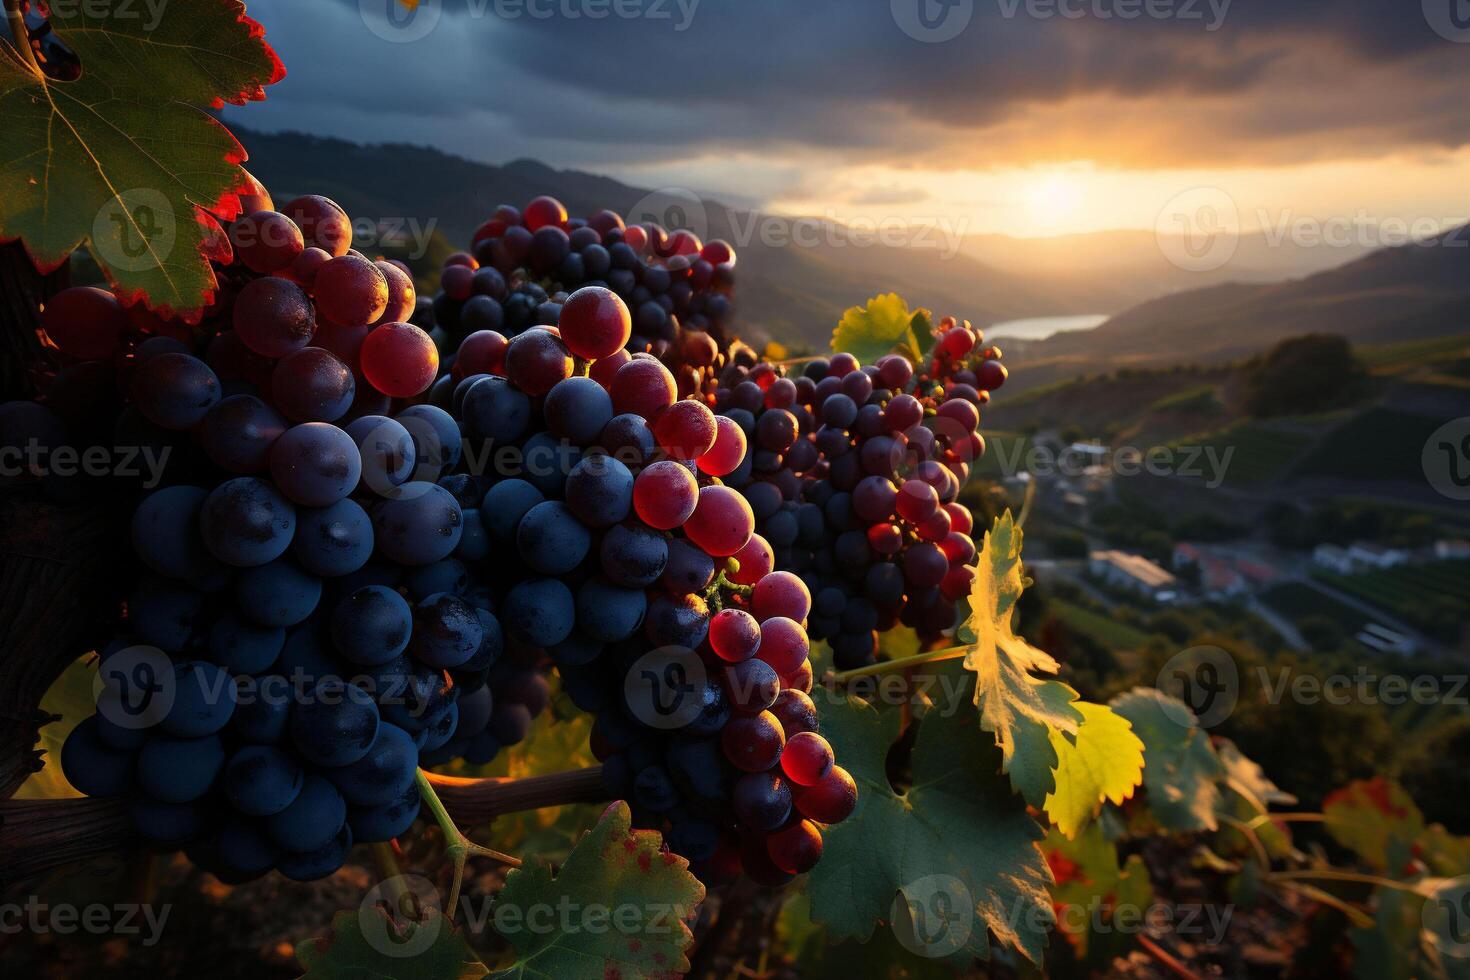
[1089,550,1178,601]
[1313,544,1355,574]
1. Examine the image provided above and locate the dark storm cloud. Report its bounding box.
[254,0,1470,167]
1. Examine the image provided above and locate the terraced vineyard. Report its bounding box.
[1312,561,1470,641]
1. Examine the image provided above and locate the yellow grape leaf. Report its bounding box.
[830,292,929,365]
[1044,701,1144,839]
[959,511,1085,807]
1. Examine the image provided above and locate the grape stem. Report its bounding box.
[416,769,522,919]
[825,643,969,684]
[703,569,752,612]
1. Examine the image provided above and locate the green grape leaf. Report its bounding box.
[1044,701,1145,840]
[0,0,284,320]
[909,308,936,358]
[806,691,1054,966]
[1043,822,1154,958]
[1109,688,1224,832]
[297,909,488,980]
[957,511,1085,807]
[831,293,928,365]
[1323,777,1425,874]
[489,802,704,980]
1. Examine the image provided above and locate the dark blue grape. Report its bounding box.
[645,593,709,649]
[277,823,353,882]
[564,455,633,528]
[461,375,530,444]
[326,722,418,806]
[662,539,715,595]
[266,773,347,852]
[209,613,285,674]
[331,585,412,666]
[516,500,590,574]
[395,404,461,473]
[291,678,380,767]
[138,734,225,802]
[200,477,297,567]
[130,577,206,652]
[233,677,291,743]
[404,558,469,600]
[455,509,489,560]
[411,592,483,668]
[732,771,792,831]
[163,661,237,737]
[633,765,679,812]
[132,486,230,585]
[60,716,135,797]
[345,414,415,492]
[224,745,304,815]
[502,578,574,647]
[236,558,322,627]
[372,483,463,565]
[576,577,646,642]
[348,782,421,843]
[292,498,373,577]
[130,352,221,430]
[600,523,668,588]
[544,376,613,446]
[480,479,544,540]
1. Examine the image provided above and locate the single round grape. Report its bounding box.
[230,210,304,273]
[266,773,347,852]
[516,500,591,575]
[796,765,858,823]
[224,745,304,815]
[272,348,355,423]
[130,352,221,430]
[372,483,463,565]
[61,717,135,797]
[559,286,631,359]
[314,255,389,326]
[161,661,237,737]
[201,477,297,567]
[544,376,613,446]
[326,722,418,806]
[653,399,718,460]
[481,479,544,540]
[376,260,417,323]
[721,710,785,772]
[236,557,322,627]
[710,608,761,663]
[729,534,775,586]
[129,576,207,650]
[461,374,531,444]
[502,578,575,647]
[757,617,809,675]
[137,734,225,802]
[644,592,710,649]
[661,538,715,595]
[769,689,819,738]
[283,195,353,256]
[632,460,698,530]
[852,475,897,523]
[576,576,647,642]
[696,413,746,477]
[411,592,483,668]
[724,658,780,713]
[292,498,373,577]
[268,422,362,507]
[42,286,128,359]
[780,732,834,786]
[349,782,421,843]
[751,571,811,623]
[504,329,572,396]
[766,819,823,874]
[732,770,792,831]
[610,357,677,419]
[564,454,634,528]
[201,395,287,474]
[132,485,227,582]
[362,322,438,397]
[683,485,755,557]
[291,678,381,767]
[915,507,952,542]
[331,585,412,665]
[234,276,317,358]
[977,359,1008,390]
[903,542,948,590]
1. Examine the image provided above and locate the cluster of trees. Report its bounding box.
[1243,333,1370,417]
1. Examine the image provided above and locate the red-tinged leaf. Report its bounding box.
[0,0,283,321]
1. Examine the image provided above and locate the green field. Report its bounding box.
[1295,408,1448,481]
[1169,421,1315,486]
[1260,582,1371,633]
[1149,384,1221,414]
[1312,563,1470,640]
[1047,598,1153,651]
[1357,332,1470,369]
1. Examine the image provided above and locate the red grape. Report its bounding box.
[721,711,784,772]
[610,357,677,419]
[453,330,508,379]
[375,261,416,324]
[895,479,939,523]
[504,329,572,396]
[313,255,388,326]
[632,460,697,530]
[271,348,354,423]
[683,485,754,557]
[767,820,823,874]
[653,400,717,460]
[729,534,774,586]
[751,571,811,623]
[768,689,818,737]
[756,617,809,675]
[523,195,567,231]
[559,286,631,360]
[710,608,761,663]
[781,732,834,786]
[589,347,630,390]
[361,323,438,397]
[697,414,747,477]
[283,195,352,256]
[796,766,857,823]
[42,286,128,360]
[700,239,736,266]
[229,211,304,274]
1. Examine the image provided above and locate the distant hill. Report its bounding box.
[229,127,1147,347]
[1029,226,1470,368]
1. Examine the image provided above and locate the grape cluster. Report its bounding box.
[418,196,738,398]
[712,322,1004,670]
[32,193,529,881]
